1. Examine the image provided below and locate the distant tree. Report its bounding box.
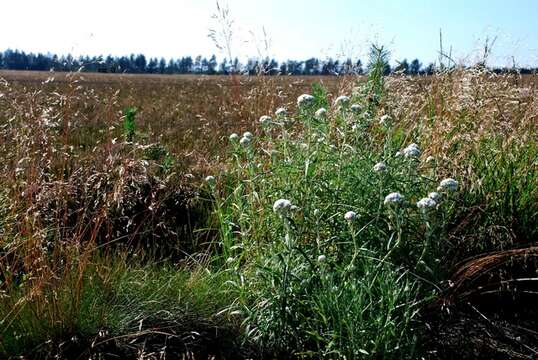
[394,59,409,74]
[409,59,422,75]
[208,55,218,74]
[158,58,166,74]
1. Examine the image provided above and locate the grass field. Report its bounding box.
[0,67,537,359]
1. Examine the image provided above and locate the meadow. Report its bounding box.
[0,60,536,359]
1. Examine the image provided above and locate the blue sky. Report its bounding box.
[2,0,537,66]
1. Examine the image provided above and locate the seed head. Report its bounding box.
[334,95,350,108]
[229,133,239,142]
[275,107,287,116]
[205,175,216,186]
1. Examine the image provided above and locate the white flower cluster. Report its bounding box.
[416,197,436,211]
[273,198,292,214]
[344,211,357,221]
[438,178,458,192]
[403,143,421,158]
[379,114,391,127]
[373,161,387,173]
[240,131,253,147]
[334,95,350,108]
[259,115,272,126]
[229,133,239,142]
[297,94,315,107]
[315,108,327,119]
[384,192,404,205]
[275,107,287,116]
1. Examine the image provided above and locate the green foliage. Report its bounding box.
[123,106,137,142]
[213,84,458,358]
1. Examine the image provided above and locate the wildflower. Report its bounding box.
[297,94,315,107]
[428,192,442,202]
[344,211,357,221]
[379,114,391,126]
[438,178,458,192]
[229,133,239,142]
[403,143,421,158]
[243,131,253,140]
[334,95,350,108]
[205,175,216,186]
[395,151,403,157]
[373,161,387,173]
[315,107,327,119]
[384,192,404,205]
[426,155,435,163]
[350,104,361,113]
[317,255,327,263]
[273,199,292,214]
[417,197,436,211]
[275,107,287,116]
[239,136,251,147]
[259,115,272,126]
[313,209,320,217]
[226,257,235,264]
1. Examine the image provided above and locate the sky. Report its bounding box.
[2,0,538,67]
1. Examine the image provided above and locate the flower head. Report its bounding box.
[384,192,404,206]
[417,197,436,211]
[315,107,327,119]
[243,131,253,140]
[426,156,435,164]
[297,94,315,107]
[259,115,272,126]
[204,175,216,186]
[350,104,361,113]
[438,178,458,192]
[317,255,327,263]
[428,192,442,202]
[229,133,239,142]
[275,107,287,116]
[334,95,350,108]
[273,199,292,214]
[379,114,391,127]
[403,143,421,158]
[239,136,251,147]
[373,161,387,173]
[344,211,357,221]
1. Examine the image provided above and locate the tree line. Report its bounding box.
[0,49,535,75]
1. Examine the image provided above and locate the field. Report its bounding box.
[0,66,537,359]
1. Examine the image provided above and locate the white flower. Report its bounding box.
[315,107,327,119]
[373,162,387,173]
[275,107,287,116]
[273,199,292,214]
[395,151,403,157]
[403,143,421,158]
[259,115,272,126]
[438,178,458,192]
[428,192,442,202]
[350,104,361,113]
[297,94,315,107]
[313,209,320,217]
[384,192,404,205]
[205,175,216,185]
[417,197,436,210]
[379,114,391,126]
[334,95,350,108]
[317,254,327,263]
[300,143,308,150]
[344,211,357,221]
[226,257,235,264]
[243,131,253,140]
[239,136,251,147]
[426,156,435,163]
[229,133,239,142]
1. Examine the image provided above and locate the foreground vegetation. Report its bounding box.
[0,55,536,358]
